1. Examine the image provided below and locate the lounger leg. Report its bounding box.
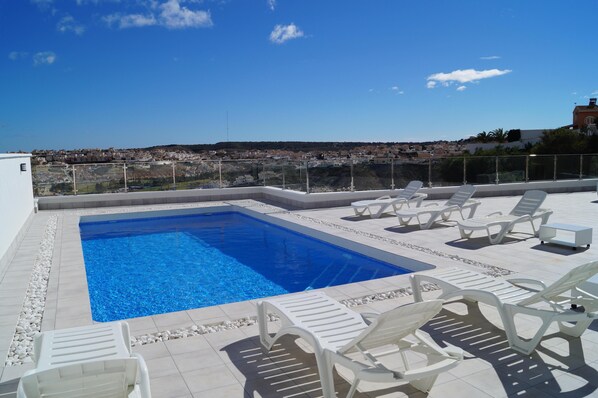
[459,227,473,239]
[317,351,337,398]
[502,306,555,355]
[398,216,411,226]
[422,214,439,230]
[371,206,385,219]
[257,302,274,350]
[558,319,594,337]
[409,375,439,393]
[410,275,423,302]
[488,227,508,245]
[354,207,367,217]
[346,378,360,398]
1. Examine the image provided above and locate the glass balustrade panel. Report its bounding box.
[430,157,464,186]
[528,155,555,181]
[393,159,429,188]
[498,156,526,183]
[466,157,497,184]
[74,164,125,194]
[582,154,598,178]
[126,163,174,191]
[32,164,74,196]
[174,161,220,190]
[307,160,351,192]
[353,159,392,191]
[221,161,261,188]
[281,161,306,192]
[555,155,581,180]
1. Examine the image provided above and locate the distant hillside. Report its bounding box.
[145,141,437,153]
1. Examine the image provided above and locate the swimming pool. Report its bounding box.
[80,211,410,321]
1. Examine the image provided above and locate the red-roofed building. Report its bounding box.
[573,98,598,132]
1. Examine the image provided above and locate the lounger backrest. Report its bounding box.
[398,180,424,200]
[338,300,443,354]
[19,358,138,398]
[517,261,598,306]
[510,190,547,217]
[445,185,476,207]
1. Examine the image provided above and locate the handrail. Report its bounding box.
[30,153,598,197]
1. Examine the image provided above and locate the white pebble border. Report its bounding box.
[129,282,442,347]
[5,215,58,366]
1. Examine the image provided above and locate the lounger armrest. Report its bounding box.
[423,203,439,208]
[360,312,381,325]
[507,278,547,291]
[132,353,152,398]
[376,195,391,200]
[486,211,503,217]
[464,199,481,207]
[533,208,553,219]
[587,312,598,319]
[396,357,462,381]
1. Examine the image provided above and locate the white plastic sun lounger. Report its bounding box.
[458,190,553,244]
[17,321,151,398]
[351,180,427,219]
[257,292,462,397]
[395,184,480,229]
[410,261,598,355]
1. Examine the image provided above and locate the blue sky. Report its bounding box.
[1,0,597,151]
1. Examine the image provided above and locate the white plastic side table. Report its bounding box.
[539,223,592,250]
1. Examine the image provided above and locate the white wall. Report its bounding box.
[0,154,34,268]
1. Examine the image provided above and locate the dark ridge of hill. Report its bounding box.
[144,141,438,153]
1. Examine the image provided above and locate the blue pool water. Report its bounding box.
[80,211,408,321]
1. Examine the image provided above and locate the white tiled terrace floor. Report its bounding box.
[1,190,598,397]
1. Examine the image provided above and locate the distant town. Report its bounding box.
[30,140,473,165]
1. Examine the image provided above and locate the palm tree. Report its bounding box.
[476,131,489,143]
[489,128,507,143]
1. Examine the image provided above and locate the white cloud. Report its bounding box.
[426,68,511,89]
[390,86,404,94]
[103,1,211,30]
[456,85,467,91]
[57,15,86,35]
[480,55,501,60]
[268,0,276,10]
[269,23,304,44]
[592,90,598,95]
[8,51,28,61]
[103,13,157,28]
[33,51,57,66]
[159,0,212,29]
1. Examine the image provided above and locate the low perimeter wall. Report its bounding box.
[37,178,598,211]
[0,154,34,273]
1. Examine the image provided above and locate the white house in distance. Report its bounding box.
[464,129,546,153]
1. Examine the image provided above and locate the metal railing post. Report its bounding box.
[218,160,223,188]
[495,156,499,185]
[262,162,266,186]
[553,155,557,181]
[123,163,128,192]
[463,157,467,184]
[390,159,395,189]
[72,165,77,195]
[305,161,310,194]
[579,154,583,180]
[350,159,354,192]
[428,159,432,187]
[172,162,176,190]
[525,156,529,182]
